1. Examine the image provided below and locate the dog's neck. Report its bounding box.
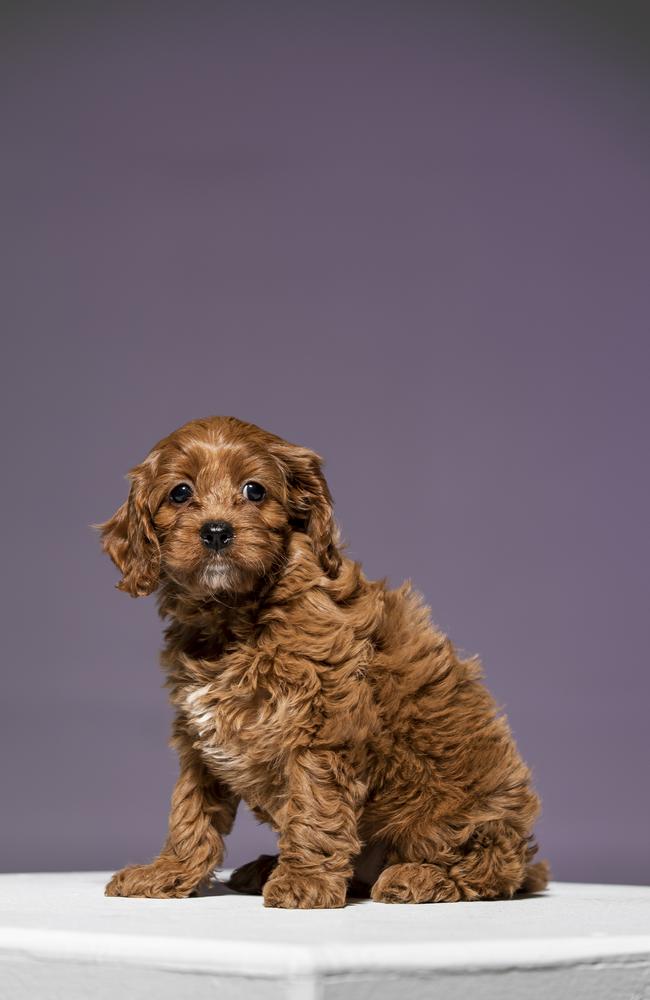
[156,572,273,653]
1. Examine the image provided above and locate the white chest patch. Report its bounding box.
[182,683,251,780]
[183,683,218,737]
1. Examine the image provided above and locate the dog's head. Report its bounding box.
[95,416,341,598]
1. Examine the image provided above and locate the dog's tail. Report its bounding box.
[517,836,551,893]
[520,858,551,894]
[517,837,551,894]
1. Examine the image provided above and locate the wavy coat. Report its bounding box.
[96,415,548,907]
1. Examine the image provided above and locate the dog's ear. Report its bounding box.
[273,441,341,578]
[93,456,161,597]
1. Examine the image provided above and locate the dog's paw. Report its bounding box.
[370,862,461,903]
[263,867,347,909]
[228,854,279,895]
[104,861,198,899]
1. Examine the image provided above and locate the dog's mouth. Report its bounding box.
[202,551,232,571]
[200,545,254,586]
[205,550,230,562]
[198,549,272,596]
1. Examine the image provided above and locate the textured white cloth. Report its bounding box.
[1,871,649,998]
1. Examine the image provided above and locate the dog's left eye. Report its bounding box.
[169,483,193,504]
[242,481,266,503]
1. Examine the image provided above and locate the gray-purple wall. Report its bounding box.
[2,2,648,885]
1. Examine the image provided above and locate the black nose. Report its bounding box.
[199,520,234,551]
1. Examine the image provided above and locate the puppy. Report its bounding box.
[96,415,548,907]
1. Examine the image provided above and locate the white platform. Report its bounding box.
[0,872,649,999]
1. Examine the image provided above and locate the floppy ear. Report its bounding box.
[93,459,161,597]
[273,442,342,578]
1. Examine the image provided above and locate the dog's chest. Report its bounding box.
[181,673,295,802]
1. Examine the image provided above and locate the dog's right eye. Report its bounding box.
[169,483,193,504]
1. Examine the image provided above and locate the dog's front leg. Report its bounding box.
[263,748,364,909]
[105,732,239,898]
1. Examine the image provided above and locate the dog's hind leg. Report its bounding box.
[371,823,549,903]
[229,839,388,898]
[228,854,279,894]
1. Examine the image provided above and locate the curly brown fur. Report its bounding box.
[95,415,549,907]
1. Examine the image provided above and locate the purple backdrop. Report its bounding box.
[2,2,648,884]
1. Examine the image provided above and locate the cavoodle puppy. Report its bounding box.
[96,415,548,907]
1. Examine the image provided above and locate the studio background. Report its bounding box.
[2,1,648,885]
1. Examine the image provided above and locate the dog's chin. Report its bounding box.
[200,562,234,592]
[198,557,263,597]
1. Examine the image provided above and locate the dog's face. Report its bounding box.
[96,417,341,599]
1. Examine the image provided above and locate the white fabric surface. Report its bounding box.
[0,871,649,998]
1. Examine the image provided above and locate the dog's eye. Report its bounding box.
[169,483,193,504]
[242,481,266,503]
